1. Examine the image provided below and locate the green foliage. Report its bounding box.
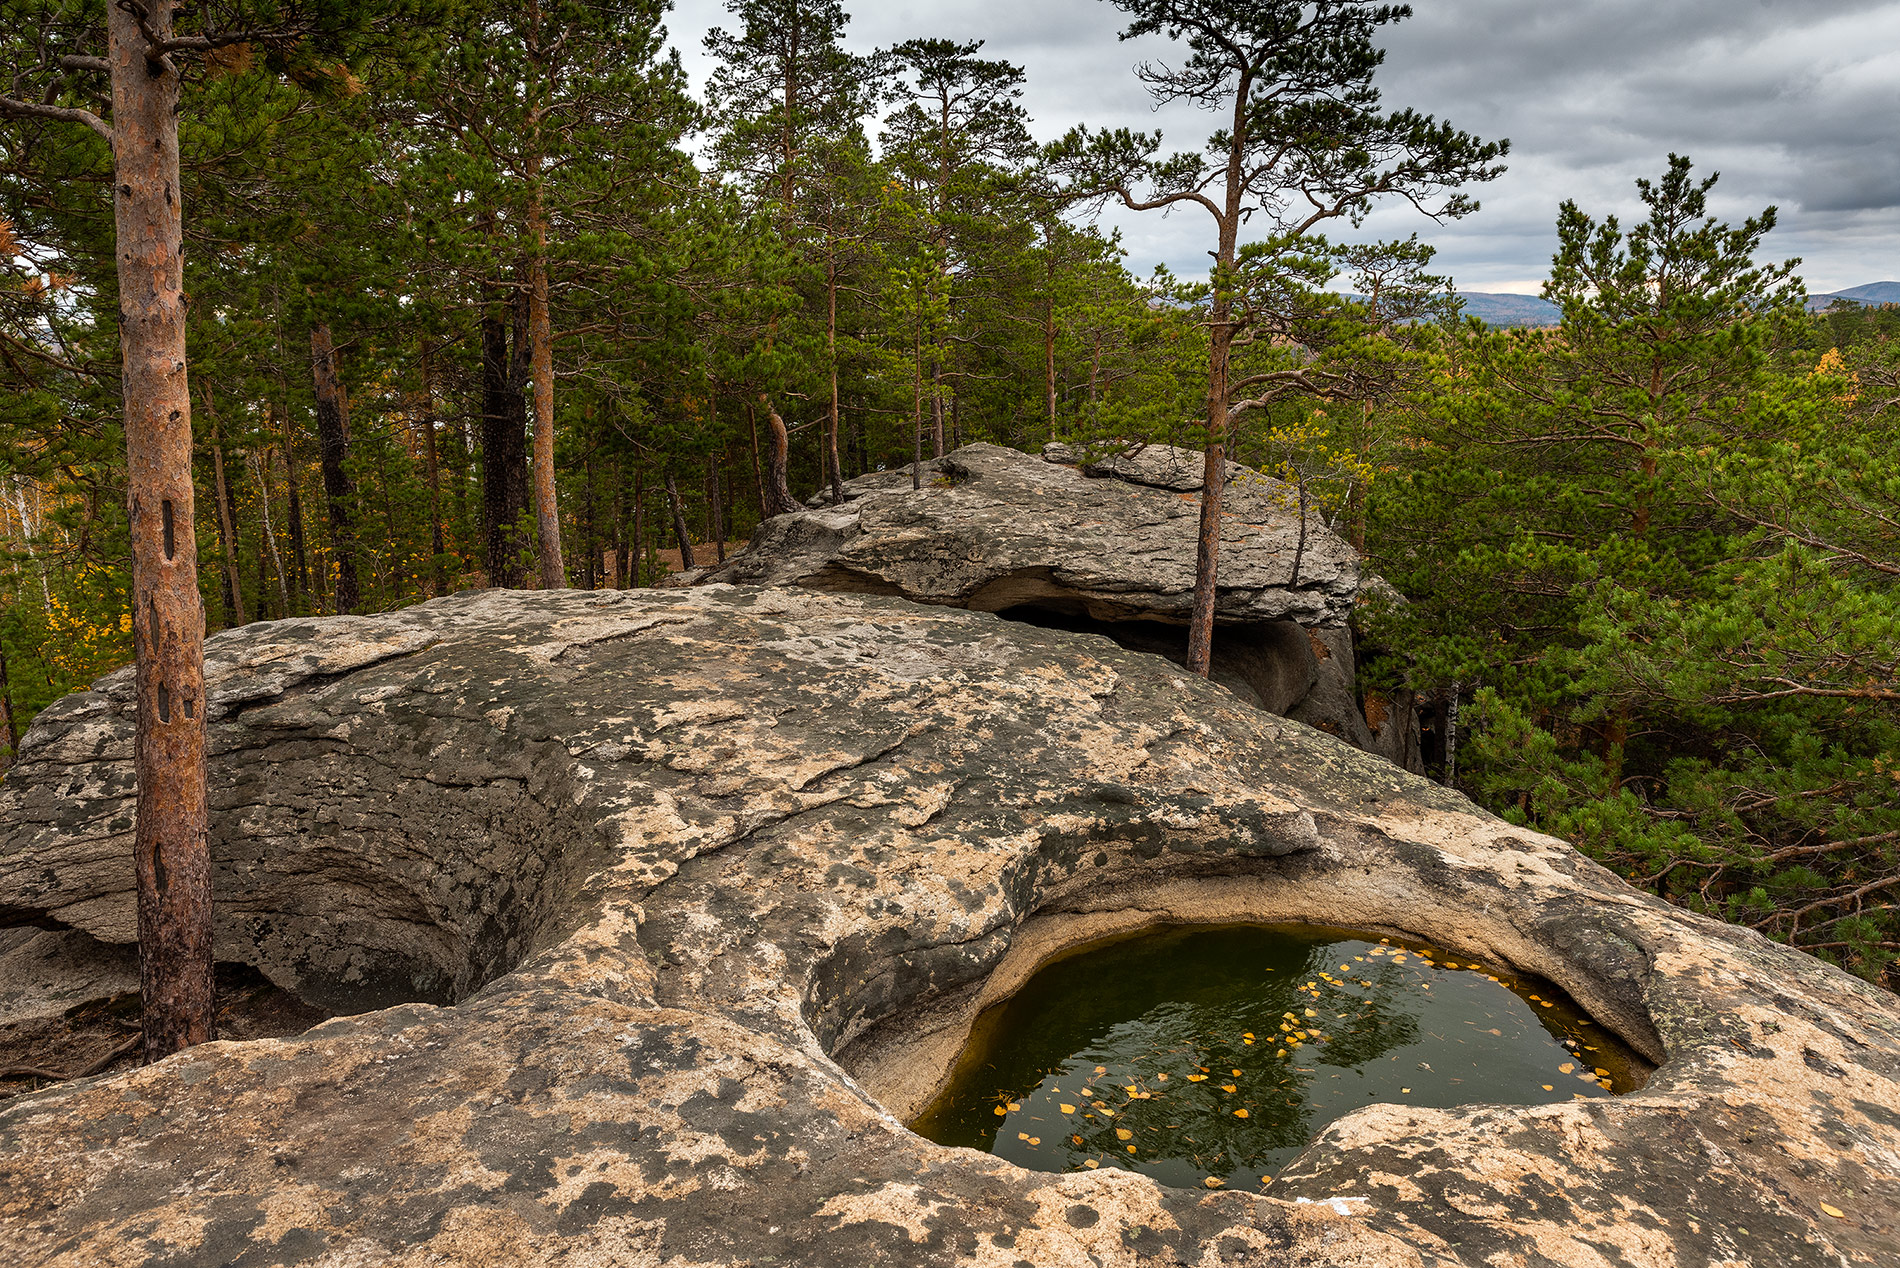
[1365,159,1900,986]
[2,3,1893,998]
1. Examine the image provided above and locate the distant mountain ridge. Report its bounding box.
[1338,283,1895,327]
[1807,281,1900,312]
[1456,292,1560,327]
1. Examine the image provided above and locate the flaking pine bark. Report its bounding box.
[109,0,217,1060]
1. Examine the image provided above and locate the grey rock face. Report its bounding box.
[710,442,1396,758]
[712,442,1360,627]
[2,588,1897,1267]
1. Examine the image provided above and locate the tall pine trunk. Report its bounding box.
[664,470,694,570]
[527,196,564,588]
[205,393,246,627]
[911,326,924,490]
[707,454,726,564]
[480,297,531,587]
[1186,86,1251,679]
[1044,287,1058,436]
[628,465,645,588]
[930,362,945,459]
[276,398,310,615]
[826,236,844,504]
[111,0,215,1060]
[310,323,360,614]
[417,343,448,596]
[250,449,290,614]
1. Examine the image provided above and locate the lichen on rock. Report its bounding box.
[1,587,1896,1266]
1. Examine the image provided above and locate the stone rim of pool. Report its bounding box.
[905,921,1647,1191]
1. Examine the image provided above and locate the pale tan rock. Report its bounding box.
[1,588,1895,1266]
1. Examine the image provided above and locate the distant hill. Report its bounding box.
[1456,292,1560,327]
[1807,281,1900,312]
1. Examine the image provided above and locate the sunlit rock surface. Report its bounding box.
[2,588,1897,1266]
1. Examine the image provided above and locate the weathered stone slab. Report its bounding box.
[2,588,1896,1266]
[711,442,1360,627]
[709,441,1395,758]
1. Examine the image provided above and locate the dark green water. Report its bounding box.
[911,923,1644,1192]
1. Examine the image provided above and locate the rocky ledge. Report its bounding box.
[704,442,1418,767]
[2,588,1897,1267]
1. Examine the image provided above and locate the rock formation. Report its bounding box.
[705,442,1420,768]
[3,588,1897,1266]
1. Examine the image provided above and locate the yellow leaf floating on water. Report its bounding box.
[1084,1159,1100,1169]
[1116,1128,1134,1141]
[1542,1084,1554,1091]
[1028,1137,1041,1146]
[1059,1104,1077,1115]
[1156,1073,1169,1081]
[1204,1176,1224,1189]
[1126,1145,1138,1154]
[1821,1203,1846,1219]
[1594,1068,1610,1078]
[1233,1109,1250,1119]
[1018,1132,1030,1141]
[1187,1074,1208,1082]
[993,1106,1007,1117]
[1401,1087,1411,1094]
[1221,1084,1237,1093]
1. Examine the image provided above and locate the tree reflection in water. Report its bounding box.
[912,923,1642,1190]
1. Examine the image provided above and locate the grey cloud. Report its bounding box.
[668,0,1900,292]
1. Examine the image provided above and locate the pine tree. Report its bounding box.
[1047,0,1504,675]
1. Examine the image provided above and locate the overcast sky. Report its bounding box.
[661,0,1900,295]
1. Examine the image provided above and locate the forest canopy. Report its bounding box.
[3,0,1897,993]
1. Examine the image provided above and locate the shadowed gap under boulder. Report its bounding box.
[994,602,1323,715]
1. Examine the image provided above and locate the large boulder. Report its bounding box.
[716,441,1357,625]
[709,441,1405,762]
[2,588,1897,1267]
